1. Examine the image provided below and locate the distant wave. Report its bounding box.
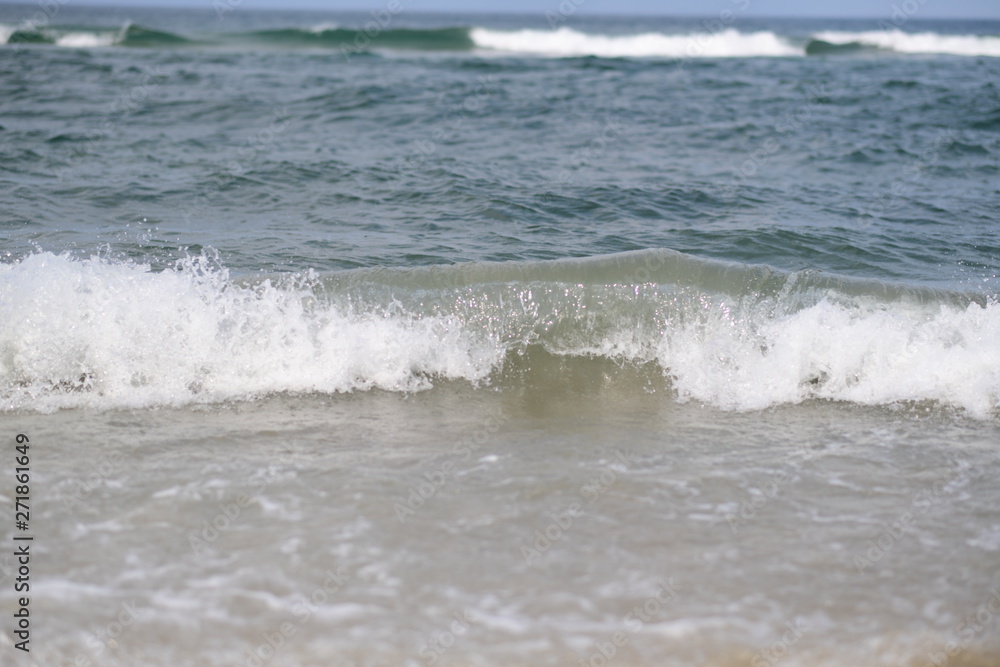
[55,31,117,48]
[811,29,1000,57]
[2,250,997,416]
[469,27,800,57]
[475,26,1000,58]
[229,25,474,50]
[804,39,880,55]
[2,22,999,57]
[119,23,193,47]
[0,22,192,47]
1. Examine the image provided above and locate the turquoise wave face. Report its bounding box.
[229,26,476,51]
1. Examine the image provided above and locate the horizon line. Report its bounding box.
[1,0,1000,21]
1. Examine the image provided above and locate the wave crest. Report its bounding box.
[812,29,1000,57]
[3,23,998,58]
[1,251,997,416]
[469,27,799,58]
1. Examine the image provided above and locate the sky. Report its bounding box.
[354,0,1000,19]
[14,0,1000,19]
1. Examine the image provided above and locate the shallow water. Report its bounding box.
[4,391,1000,665]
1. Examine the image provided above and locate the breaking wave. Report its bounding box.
[3,22,999,58]
[2,250,997,416]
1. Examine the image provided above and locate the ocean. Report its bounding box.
[1,3,999,665]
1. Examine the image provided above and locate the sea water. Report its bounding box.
[1,5,999,666]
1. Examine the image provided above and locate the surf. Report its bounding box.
[4,22,999,58]
[2,250,996,416]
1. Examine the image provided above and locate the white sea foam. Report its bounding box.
[0,23,15,46]
[652,296,1000,418]
[55,31,117,48]
[308,22,340,33]
[814,29,1000,57]
[469,27,799,58]
[0,253,500,412]
[1,252,997,416]
[469,27,1000,59]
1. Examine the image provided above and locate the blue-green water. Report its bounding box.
[3,8,999,280]
[2,6,999,412]
[1,6,999,666]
